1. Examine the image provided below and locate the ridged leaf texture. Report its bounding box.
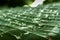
[0,2,60,40]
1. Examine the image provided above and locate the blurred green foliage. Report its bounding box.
[0,0,60,40]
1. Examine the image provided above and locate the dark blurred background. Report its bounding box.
[44,0,60,4]
[0,0,60,7]
[0,0,34,7]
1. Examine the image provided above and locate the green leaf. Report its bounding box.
[0,2,60,40]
